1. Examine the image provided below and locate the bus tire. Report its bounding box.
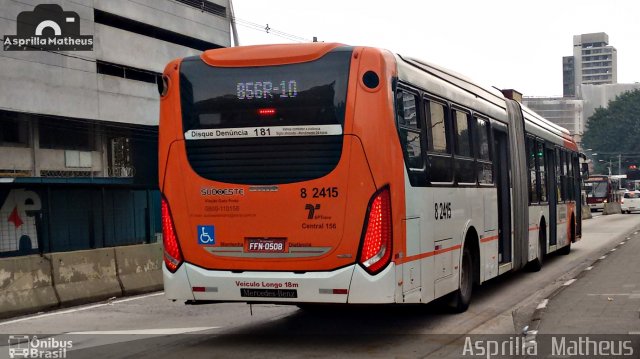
[449,246,474,313]
[559,216,574,256]
[528,221,546,272]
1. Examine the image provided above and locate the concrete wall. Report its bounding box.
[0,147,32,173]
[0,242,163,319]
[37,149,103,172]
[0,255,59,318]
[97,75,160,126]
[1,0,230,175]
[94,0,231,49]
[0,0,229,125]
[0,0,99,120]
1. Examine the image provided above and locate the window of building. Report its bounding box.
[39,119,96,151]
[0,116,29,147]
[94,9,223,52]
[175,0,227,18]
[97,61,161,85]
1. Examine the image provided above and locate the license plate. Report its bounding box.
[245,237,287,253]
[240,288,297,298]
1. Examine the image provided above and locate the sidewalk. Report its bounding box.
[537,225,640,334]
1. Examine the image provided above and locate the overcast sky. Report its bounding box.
[231,0,640,97]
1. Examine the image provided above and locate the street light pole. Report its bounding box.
[619,153,622,175]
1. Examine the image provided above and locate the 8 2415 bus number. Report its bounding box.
[300,187,339,198]
[435,202,452,220]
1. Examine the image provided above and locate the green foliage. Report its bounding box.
[582,89,640,173]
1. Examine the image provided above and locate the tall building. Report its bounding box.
[0,0,231,255]
[525,32,624,147]
[563,32,617,97]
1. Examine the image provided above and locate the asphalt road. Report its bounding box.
[1,212,639,358]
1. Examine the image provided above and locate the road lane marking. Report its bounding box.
[68,327,219,335]
[536,299,549,309]
[610,248,617,252]
[599,255,607,260]
[584,266,593,271]
[0,292,165,326]
[620,241,626,245]
[111,292,165,304]
[563,279,577,286]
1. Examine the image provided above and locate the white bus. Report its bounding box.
[159,43,583,312]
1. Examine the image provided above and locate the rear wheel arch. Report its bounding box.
[462,226,480,286]
[448,227,480,313]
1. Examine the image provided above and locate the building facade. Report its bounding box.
[0,0,231,256]
[522,97,584,142]
[524,32,631,147]
[563,32,617,97]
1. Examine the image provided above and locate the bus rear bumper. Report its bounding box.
[163,263,396,304]
[589,203,604,210]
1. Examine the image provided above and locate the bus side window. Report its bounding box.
[475,117,493,184]
[526,136,538,203]
[425,99,453,183]
[536,141,547,202]
[453,109,475,184]
[556,148,565,203]
[396,90,425,186]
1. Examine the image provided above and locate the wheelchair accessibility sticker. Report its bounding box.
[197,225,215,245]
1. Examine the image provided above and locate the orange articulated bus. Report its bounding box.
[159,43,583,311]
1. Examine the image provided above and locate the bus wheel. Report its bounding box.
[528,223,546,272]
[449,246,473,313]
[559,217,574,256]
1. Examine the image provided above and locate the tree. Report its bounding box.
[582,89,640,174]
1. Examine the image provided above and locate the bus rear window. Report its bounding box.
[179,48,352,135]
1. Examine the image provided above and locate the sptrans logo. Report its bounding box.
[3,4,93,51]
[8,335,72,358]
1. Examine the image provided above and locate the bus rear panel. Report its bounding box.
[159,44,405,304]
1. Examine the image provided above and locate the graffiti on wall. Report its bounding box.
[0,189,42,253]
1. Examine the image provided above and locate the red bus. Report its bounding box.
[584,175,614,211]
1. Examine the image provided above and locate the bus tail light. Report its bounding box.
[162,197,183,272]
[358,187,392,274]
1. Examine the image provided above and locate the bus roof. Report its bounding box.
[397,54,574,147]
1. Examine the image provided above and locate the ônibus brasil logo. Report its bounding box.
[3,4,93,51]
[8,335,72,358]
